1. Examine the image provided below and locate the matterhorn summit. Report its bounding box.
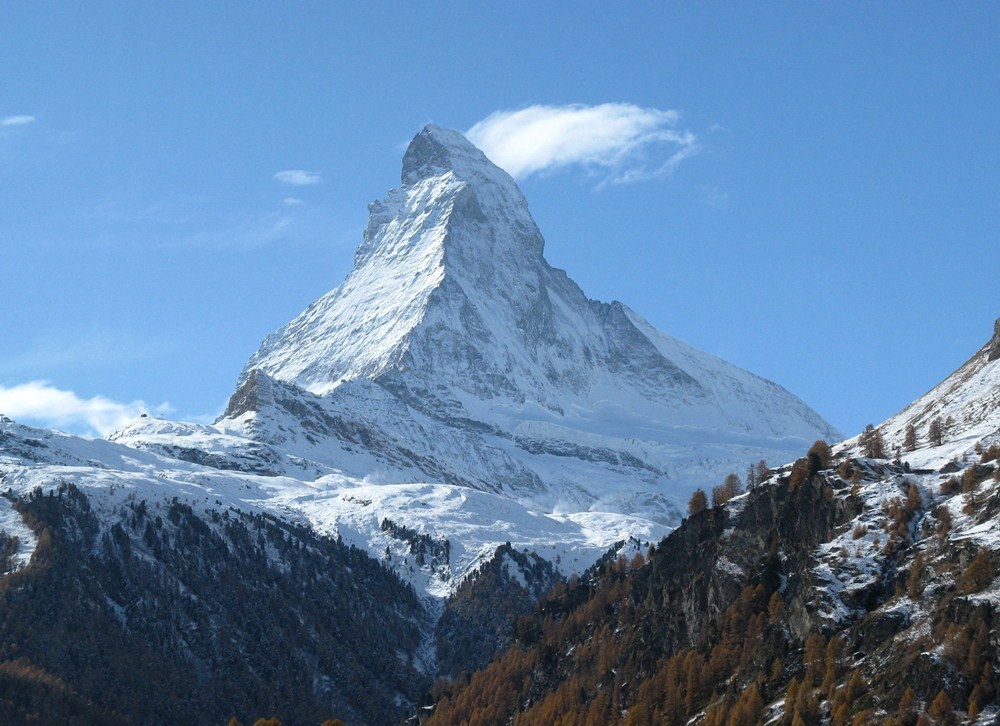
[187,124,839,524]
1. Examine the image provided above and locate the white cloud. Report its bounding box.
[0,381,171,437]
[466,103,697,184]
[282,197,303,206]
[0,115,35,127]
[273,169,322,186]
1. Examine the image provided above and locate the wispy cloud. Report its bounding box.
[701,185,731,210]
[1,115,35,127]
[87,194,345,252]
[0,329,172,377]
[466,103,697,184]
[0,381,171,437]
[273,169,322,186]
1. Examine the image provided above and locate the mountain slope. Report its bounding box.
[424,323,1000,725]
[192,124,840,525]
[844,317,1000,469]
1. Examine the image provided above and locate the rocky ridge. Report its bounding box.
[422,319,1000,725]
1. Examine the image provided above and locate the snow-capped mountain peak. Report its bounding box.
[213,125,840,523]
[243,124,549,395]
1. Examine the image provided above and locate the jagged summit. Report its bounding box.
[213,125,839,521]
[400,124,542,252]
[241,124,550,394]
[403,125,497,185]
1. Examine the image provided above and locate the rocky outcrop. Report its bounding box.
[422,454,1000,724]
[989,316,1000,361]
[635,471,864,652]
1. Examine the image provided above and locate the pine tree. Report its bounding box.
[788,458,811,491]
[803,633,826,686]
[768,592,785,623]
[859,424,885,459]
[896,687,917,726]
[783,678,799,726]
[821,636,846,696]
[808,440,833,470]
[708,474,743,507]
[683,651,704,716]
[904,424,917,451]
[723,472,743,499]
[755,459,771,483]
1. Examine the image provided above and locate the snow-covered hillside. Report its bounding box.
[841,317,1000,470]
[1,416,660,601]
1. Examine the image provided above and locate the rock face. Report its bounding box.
[989,317,1000,362]
[423,450,1000,725]
[215,125,839,523]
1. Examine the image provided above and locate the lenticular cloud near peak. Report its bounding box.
[466,102,697,183]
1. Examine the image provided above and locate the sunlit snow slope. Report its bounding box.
[841,318,1000,469]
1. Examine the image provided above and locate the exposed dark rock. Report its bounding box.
[421,460,999,724]
[989,316,1000,361]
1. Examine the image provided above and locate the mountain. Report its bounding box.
[0,125,851,723]
[424,319,1000,725]
[121,124,837,528]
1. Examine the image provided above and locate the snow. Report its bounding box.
[1,417,669,599]
[0,496,37,570]
[840,334,1000,470]
[207,124,840,526]
[0,125,842,603]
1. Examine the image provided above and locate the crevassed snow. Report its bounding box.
[2,417,667,599]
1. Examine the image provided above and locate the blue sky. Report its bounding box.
[1,3,997,439]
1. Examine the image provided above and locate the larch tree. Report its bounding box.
[688,489,708,516]
[928,417,943,447]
